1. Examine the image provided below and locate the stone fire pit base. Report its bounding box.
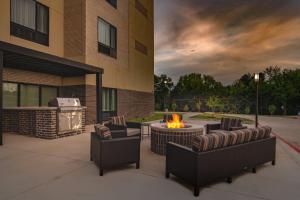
[150,123,203,155]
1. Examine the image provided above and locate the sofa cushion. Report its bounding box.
[127,128,141,137]
[220,118,242,131]
[250,126,272,141]
[192,126,272,152]
[111,115,127,126]
[192,131,231,152]
[94,124,112,139]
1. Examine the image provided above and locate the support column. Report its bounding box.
[0,51,3,145]
[96,72,102,123]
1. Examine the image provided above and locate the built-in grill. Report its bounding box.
[49,98,85,133]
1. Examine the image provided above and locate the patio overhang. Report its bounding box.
[0,41,104,145]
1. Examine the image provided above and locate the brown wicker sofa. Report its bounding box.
[165,126,276,196]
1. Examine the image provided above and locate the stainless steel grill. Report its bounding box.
[49,98,84,133]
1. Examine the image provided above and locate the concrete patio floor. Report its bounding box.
[1,120,300,200]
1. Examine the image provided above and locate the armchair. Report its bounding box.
[90,130,141,176]
[205,117,247,134]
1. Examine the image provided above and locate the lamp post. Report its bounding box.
[254,73,260,127]
[164,80,167,111]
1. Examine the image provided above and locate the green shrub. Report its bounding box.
[155,103,161,111]
[244,106,251,114]
[183,104,189,112]
[268,105,276,115]
[171,103,177,111]
[195,101,201,112]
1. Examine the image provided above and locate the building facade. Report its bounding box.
[0,0,154,124]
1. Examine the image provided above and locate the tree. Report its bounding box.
[206,96,223,112]
[268,105,276,115]
[154,74,174,110]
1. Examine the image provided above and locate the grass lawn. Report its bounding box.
[191,113,254,124]
[128,112,184,123]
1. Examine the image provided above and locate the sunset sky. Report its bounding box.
[154,0,300,84]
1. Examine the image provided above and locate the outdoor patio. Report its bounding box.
[0,116,300,200]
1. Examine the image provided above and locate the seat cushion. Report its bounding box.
[127,128,141,137]
[94,124,112,139]
[111,115,127,126]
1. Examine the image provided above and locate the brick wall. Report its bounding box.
[117,89,154,119]
[2,108,86,139]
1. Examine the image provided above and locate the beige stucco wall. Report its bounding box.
[1,0,154,93]
[85,0,154,93]
[0,0,64,57]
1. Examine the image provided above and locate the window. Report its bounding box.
[11,0,49,46]
[102,88,116,112]
[106,0,117,8]
[3,83,18,107]
[41,86,57,106]
[3,82,58,107]
[20,84,39,107]
[98,18,117,58]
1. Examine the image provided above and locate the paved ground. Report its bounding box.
[0,115,300,200]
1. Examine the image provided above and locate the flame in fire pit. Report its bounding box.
[167,114,184,128]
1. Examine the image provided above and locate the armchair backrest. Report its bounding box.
[110,115,127,126]
[220,118,242,131]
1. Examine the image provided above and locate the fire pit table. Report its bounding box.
[150,123,203,155]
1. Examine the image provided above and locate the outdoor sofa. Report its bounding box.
[90,124,141,176]
[165,126,276,196]
[205,117,247,134]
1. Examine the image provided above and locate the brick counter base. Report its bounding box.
[3,108,86,139]
[151,126,203,155]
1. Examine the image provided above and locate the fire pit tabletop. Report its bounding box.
[150,123,203,132]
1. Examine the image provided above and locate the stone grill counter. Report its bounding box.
[3,107,86,139]
[151,123,203,155]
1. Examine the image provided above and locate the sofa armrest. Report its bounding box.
[166,142,198,184]
[230,126,247,131]
[100,136,141,168]
[126,121,141,129]
[205,123,221,134]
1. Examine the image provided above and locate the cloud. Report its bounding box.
[154,0,300,84]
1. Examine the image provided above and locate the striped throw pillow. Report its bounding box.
[94,124,112,139]
[111,115,127,126]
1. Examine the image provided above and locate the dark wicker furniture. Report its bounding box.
[90,131,141,176]
[165,136,276,196]
[106,118,142,137]
[206,117,247,134]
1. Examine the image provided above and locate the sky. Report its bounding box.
[154,0,300,84]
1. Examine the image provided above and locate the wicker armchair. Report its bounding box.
[205,117,247,134]
[90,130,141,176]
[105,116,142,137]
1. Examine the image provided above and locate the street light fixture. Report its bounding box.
[163,80,168,111]
[254,73,260,127]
